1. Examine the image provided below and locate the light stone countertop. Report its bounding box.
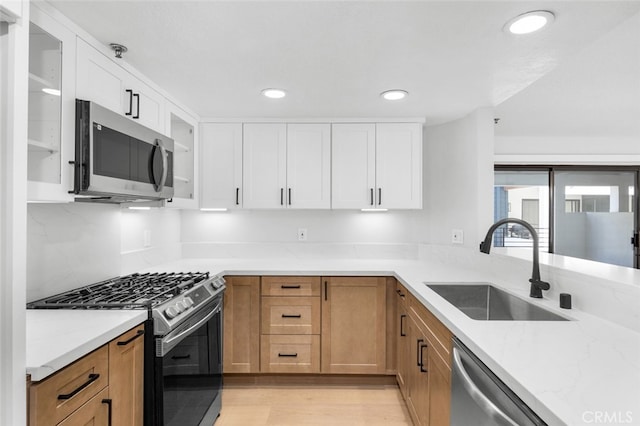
[26,310,147,381]
[25,255,640,426]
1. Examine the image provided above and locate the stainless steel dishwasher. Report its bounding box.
[451,338,547,426]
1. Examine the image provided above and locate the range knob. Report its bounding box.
[165,306,179,319]
[175,301,187,312]
[184,297,194,308]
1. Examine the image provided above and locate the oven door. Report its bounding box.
[155,297,222,426]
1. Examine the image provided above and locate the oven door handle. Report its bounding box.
[158,301,221,356]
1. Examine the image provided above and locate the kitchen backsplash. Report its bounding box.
[27,203,121,302]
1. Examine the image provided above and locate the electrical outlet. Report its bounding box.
[451,229,463,244]
[143,230,152,247]
[298,228,308,241]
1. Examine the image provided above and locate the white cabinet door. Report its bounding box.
[122,74,165,134]
[286,124,331,209]
[76,37,124,114]
[375,123,422,209]
[76,38,165,134]
[200,123,243,210]
[243,123,287,209]
[331,124,376,209]
[165,102,198,209]
[27,6,76,202]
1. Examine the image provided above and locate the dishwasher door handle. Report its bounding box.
[452,347,519,426]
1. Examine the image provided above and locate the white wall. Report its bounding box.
[424,107,494,248]
[1,4,28,425]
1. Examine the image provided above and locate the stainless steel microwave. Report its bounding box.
[73,99,174,202]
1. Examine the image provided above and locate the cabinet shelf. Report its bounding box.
[174,141,191,152]
[28,138,58,154]
[174,175,191,184]
[28,72,58,93]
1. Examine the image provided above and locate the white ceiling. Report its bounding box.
[46,0,640,129]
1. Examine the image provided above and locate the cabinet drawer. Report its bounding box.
[29,345,109,425]
[409,296,453,367]
[261,276,321,296]
[260,335,320,373]
[57,387,110,426]
[261,297,320,335]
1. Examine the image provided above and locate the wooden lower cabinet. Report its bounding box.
[109,324,145,426]
[29,324,144,426]
[321,276,387,374]
[396,283,453,426]
[260,335,321,373]
[223,276,261,373]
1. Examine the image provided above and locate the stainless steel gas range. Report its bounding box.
[28,271,226,426]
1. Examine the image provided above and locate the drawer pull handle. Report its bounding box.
[419,344,429,373]
[396,289,405,298]
[102,398,113,426]
[171,354,191,360]
[57,373,100,400]
[278,353,298,357]
[281,285,301,289]
[281,314,302,318]
[116,329,145,346]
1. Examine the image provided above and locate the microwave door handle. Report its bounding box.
[154,139,168,192]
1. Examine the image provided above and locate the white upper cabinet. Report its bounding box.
[375,123,422,209]
[243,123,330,209]
[332,123,422,209]
[243,123,287,209]
[286,124,331,209]
[200,123,243,210]
[76,38,165,134]
[165,102,198,209]
[27,6,76,202]
[331,124,376,209]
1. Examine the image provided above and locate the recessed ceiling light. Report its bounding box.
[505,10,554,35]
[381,90,408,101]
[261,88,286,99]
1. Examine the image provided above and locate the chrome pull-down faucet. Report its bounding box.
[479,218,550,298]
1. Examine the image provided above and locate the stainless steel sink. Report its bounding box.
[426,283,568,321]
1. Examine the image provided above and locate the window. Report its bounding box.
[494,166,640,269]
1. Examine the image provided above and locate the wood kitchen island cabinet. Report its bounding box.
[28,323,144,426]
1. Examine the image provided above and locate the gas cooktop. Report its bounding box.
[27,272,212,310]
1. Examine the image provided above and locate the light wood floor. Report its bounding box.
[215,384,413,426]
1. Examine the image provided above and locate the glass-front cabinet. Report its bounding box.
[165,102,198,209]
[27,5,75,202]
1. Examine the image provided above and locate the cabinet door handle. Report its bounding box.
[280,188,284,205]
[400,314,406,337]
[396,289,405,298]
[416,339,424,367]
[288,188,292,205]
[324,280,328,301]
[116,329,145,346]
[133,93,140,119]
[420,343,428,373]
[378,188,382,205]
[281,314,302,318]
[280,285,301,289]
[370,188,374,206]
[102,398,113,426]
[125,89,133,116]
[236,187,240,205]
[278,353,298,357]
[57,373,100,400]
